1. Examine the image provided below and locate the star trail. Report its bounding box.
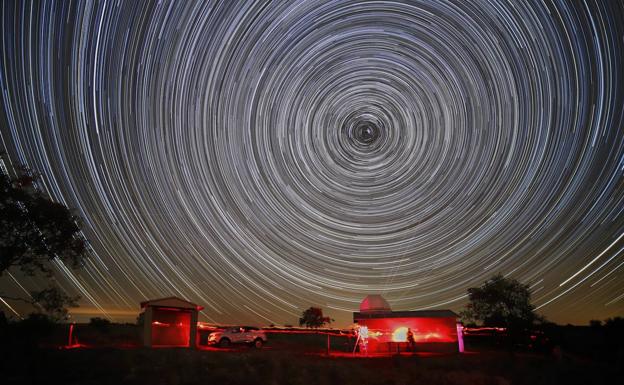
[1,0,623,326]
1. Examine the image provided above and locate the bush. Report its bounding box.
[90,317,112,332]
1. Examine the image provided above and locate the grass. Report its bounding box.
[1,324,622,384]
[1,345,621,385]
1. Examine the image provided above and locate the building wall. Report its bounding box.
[356,316,458,353]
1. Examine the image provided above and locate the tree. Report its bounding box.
[90,317,112,333]
[0,165,86,275]
[30,286,80,322]
[0,158,86,320]
[589,319,603,328]
[136,312,145,327]
[604,316,624,329]
[90,317,111,327]
[299,307,332,328]
[460,274,539,347]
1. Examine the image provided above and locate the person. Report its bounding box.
[407,328,416,352]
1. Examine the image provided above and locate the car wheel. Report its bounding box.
[219,338,231,348]
[253,338,263,348]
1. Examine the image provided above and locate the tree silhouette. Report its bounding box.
[1,166,86,275]
[461,274,540,348]
[589,319,603,328]
[0,158,85,320]
[299,307,332,328]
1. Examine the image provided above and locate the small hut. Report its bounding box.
[354,295,461,353]
[140,297,203,348]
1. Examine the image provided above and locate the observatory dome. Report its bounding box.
[359,295,392,313]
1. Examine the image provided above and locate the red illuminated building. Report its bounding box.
[140,297,203,348]
[353,295,461,353]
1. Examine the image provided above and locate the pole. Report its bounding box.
[68,323,74,346]
[327,333,330,355]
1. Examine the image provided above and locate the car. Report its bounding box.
[208,326,268,348]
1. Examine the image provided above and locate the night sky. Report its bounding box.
[1,0,623,327]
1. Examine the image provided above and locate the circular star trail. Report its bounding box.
[1,0,623,326]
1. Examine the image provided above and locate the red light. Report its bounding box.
[456,323,465,353]
[151,310,192,347]
[68,323,75,346]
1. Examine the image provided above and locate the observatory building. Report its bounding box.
[353,295,462,353]
[140,297,203,348]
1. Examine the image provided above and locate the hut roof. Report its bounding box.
[140,296,203,311]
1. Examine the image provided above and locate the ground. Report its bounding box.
[2,345,621,385]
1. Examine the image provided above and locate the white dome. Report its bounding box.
[359,295,391,313]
